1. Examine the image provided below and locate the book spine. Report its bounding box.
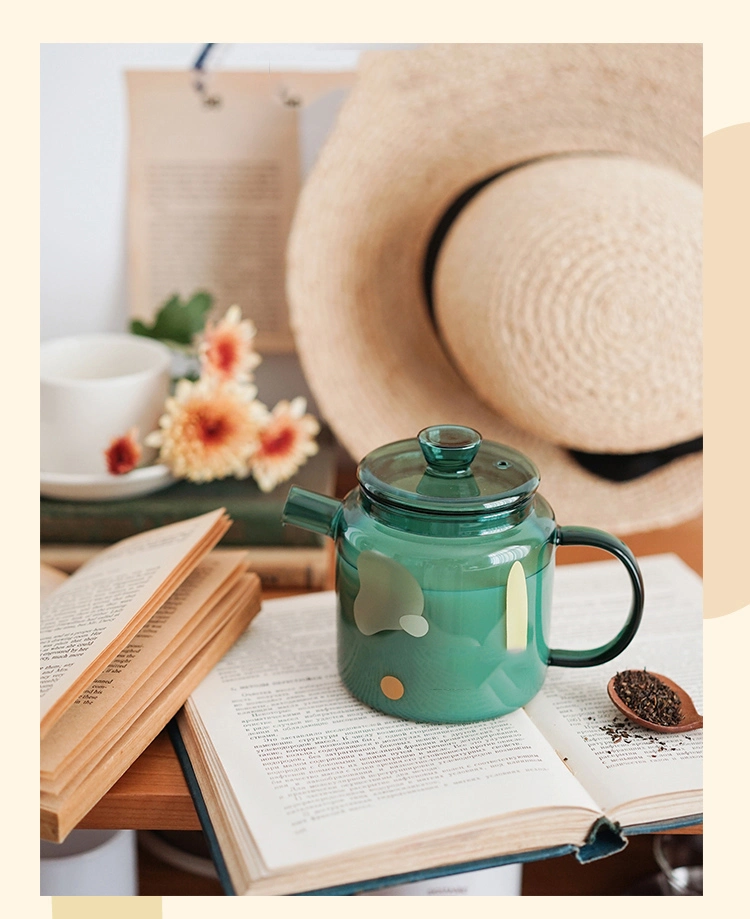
[40,544,334,590]
[168,718,237,896]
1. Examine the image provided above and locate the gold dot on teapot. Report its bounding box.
[380,676,404,700]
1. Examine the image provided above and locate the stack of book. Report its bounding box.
[40,509,262,842]
[40,431,337,589]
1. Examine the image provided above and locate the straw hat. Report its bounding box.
[287,44,702,534]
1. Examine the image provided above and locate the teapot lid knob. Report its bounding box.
[418,425,482,476]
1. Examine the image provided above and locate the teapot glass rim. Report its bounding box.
[357,486,543,537]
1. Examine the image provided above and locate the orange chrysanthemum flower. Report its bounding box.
[198,304,261,383]
[105,428,142,475]
[251,398,320,493]
[145,378,264,483]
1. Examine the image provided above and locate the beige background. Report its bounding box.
[704,123,749,618]
[53,899,161,919]
[10,6,747,915]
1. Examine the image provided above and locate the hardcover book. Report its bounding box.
[173,554,702,895]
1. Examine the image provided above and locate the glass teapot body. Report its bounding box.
[282,426,644,724]
[334,488,558,722]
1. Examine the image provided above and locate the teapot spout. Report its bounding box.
[282,486,343,539]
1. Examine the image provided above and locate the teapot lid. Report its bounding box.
[357,425,540,516]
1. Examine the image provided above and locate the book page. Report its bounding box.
[41,551,248,779]
[40,509,227,731]
[524,554,702,816]
[127,71,354,353]
[186,592,599,873]
[41,574,261,843]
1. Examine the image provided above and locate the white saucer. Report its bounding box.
[41,465,175,502]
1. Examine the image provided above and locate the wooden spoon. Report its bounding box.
[607,672,703,733]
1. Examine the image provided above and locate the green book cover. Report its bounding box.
[41,434,337,548]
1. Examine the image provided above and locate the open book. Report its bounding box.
[40,509,262,842]
[176,553,702,895]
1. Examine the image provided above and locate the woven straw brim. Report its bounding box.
[287,44,702,535]
[434,154,702,453]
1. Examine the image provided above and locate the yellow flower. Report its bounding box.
[198,304,261,383]
[251,398,320,493]
[145,378,264,483]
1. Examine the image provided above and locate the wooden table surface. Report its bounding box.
[78,514,702,834]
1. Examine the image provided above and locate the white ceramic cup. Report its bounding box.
[40,829,139,895]
[40,334,172,475]
[357,863,523,896]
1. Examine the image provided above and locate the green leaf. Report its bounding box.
[130,291,214,346]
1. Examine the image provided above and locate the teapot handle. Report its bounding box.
[547,526,644,668]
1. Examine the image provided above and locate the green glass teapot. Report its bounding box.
[282,425,644,724]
